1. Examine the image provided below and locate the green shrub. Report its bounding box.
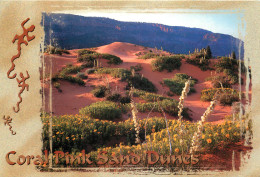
[163,73,197,95]
[95,68,131,81]
[130,89,173,102]
[45,45,70,55]
[85,68,96,74]
[201,88,239,105]
[134,99,190,120]
[106,93,121,102]
[78,49,97,55]
[101,53,123,65]
[130,64,143,72]
[77,53,97,63]
[126,74,157,93]
[186,57,211,71]
[120,96,131,104]
[61,75,85,86]
[92,86,109,98]
[79,101,122,120]
[96,68,156,92]
[151,56,182,72]
[138,52,161,59]
[60,64,82,75]
[205,76,231,88]
[77,50,122,65]
[77,72,88,79]
[214,57,246,85]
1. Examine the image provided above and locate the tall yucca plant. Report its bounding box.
[177,78,191,153]
[190,92,219,154]
[129,87,141,144]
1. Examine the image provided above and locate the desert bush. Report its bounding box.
[106,93,131,104]
[106,93,121,102]
[120,96,131,104]
[151,56,182,72]
[91,86,109,98]
[201,88,239,105]
[95,68,156,92]
[77,50,122,65]
[77,53,98,63]
[163,73,197,95]
[60,64,82,75]
[85,68,96,74]
[205,76,231,88]
[79,101,122,120]
[95,68,131,81]
[130,89,173,102]
[45,45,70,55]
[101,53,123,65]
[215,57,246,84]
[130,64,143,72]
[138,52,161,59]
[61,75,85,86]
[78,49,97,56]
[186,57,211,71]
[126,74,157,93]
[134,99,190,119]
[77,72,88,79]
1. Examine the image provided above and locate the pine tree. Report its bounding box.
[231,51,236,59]
[205,46,212,59]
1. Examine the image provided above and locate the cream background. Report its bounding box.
[0,1,259,176]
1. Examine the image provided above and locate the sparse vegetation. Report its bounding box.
[205,76,231,88]
[134,99,190,119]
[215,57,245,84]
[186,57,211,71]
[52,64,85,86]
[138,52,162,59]
[85,68,96,74]
[45,45,70,55]
[79,101,122,120]
[163,73,197,95]
[130,89,173,102]
[151,56,182,72]
[126,74,157,93]
[76,72,88,79]
[106,93,131,104]
[91,85,109,98]
[95,68,157,93]
[130,64,143,72]
[53,82,62,92]
[201,88,239,105]
[77,49,123,65]
[95,68,131,81]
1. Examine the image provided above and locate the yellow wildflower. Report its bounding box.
[207,139,212,144]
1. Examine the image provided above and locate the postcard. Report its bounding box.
[0,1,259,176]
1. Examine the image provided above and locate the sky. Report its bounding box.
[53,9,245,39]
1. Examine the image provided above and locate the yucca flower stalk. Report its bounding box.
[190,95,218,154]
[178,78,191,148]
[129,87,141,144]
[178,78,191,121]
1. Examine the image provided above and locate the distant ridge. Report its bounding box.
[43,13,244,58]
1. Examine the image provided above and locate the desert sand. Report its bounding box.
[42,42,251,122]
